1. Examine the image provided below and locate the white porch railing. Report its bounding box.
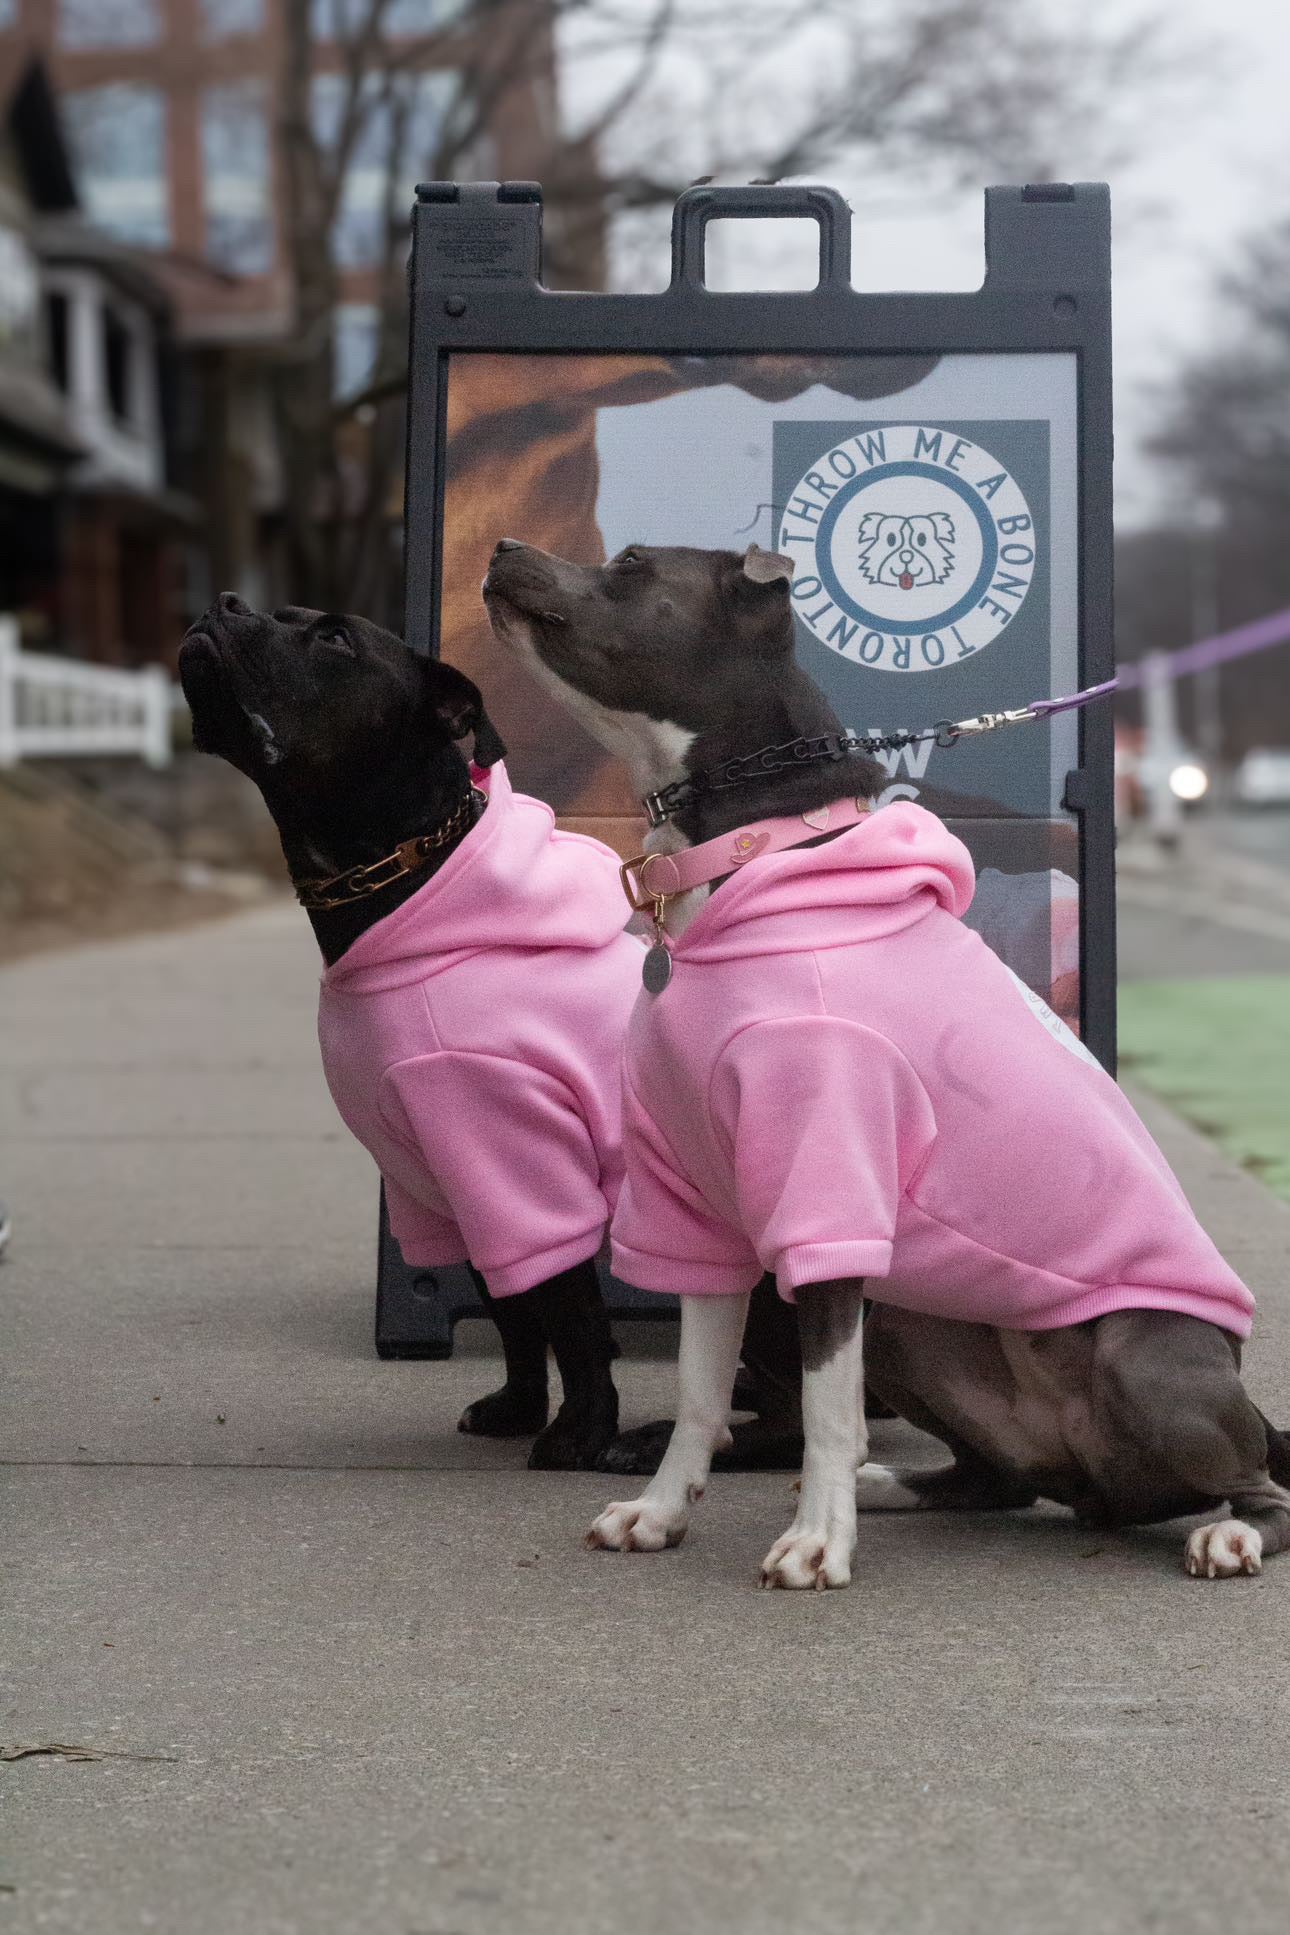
[0,615,174,768]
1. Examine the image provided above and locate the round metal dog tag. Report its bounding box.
[642,942,672,994]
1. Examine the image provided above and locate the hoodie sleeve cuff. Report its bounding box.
[774,1240,893,1301]
[611,1240,764,1299]
[482,1227,608,1298]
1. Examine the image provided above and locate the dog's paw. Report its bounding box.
[594,1419,675,1476]
[458,1383,548,1439]
[854,1463,925,1511]
[1184,1519,1263,1579]
[759,1520,855,1591]
[585,1498,688,1553]
[527,1389,619,1472]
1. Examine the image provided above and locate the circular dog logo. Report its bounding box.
[778,425,1037,674]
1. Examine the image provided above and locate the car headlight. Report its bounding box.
[1169,761,1209,802]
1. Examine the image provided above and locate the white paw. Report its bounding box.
[855,1463,924,1511]
[759,1518,856,1591]
[585,1498,688,1554]
[1184,1518,1263,1579]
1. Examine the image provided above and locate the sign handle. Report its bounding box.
[670,183,853,292]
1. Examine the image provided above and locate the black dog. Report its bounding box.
[485,540,1290,1581]
[178,594,621,1469]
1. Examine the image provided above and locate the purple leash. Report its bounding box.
[1025,677,1119,718]
[861,677,1119,756]
[1117,606,1290,688]
[863,602,1290,757]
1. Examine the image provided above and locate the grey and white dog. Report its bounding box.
[483,536,1290,1588]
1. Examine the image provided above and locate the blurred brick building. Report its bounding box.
[1,49,187,666]
[2,0,579,651]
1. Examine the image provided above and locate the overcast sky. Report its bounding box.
[564,0,1290,530]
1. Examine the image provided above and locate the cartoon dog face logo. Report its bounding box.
[857,511,956,590]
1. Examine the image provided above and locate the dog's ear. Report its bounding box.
[426,661,507,769]
[741,544,794,587]
[468,705,506,769]
[732,545,795,657]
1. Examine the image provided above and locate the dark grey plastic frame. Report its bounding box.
[375,178,1115,1357]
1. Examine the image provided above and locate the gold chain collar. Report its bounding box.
[293,791,482,914]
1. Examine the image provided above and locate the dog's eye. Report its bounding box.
[916,532,926,546]
[886,531,897,546]
[615,550,642,568]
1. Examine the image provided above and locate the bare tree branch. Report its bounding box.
[270,0,1198,611]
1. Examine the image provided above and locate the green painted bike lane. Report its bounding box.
[1119,975,1290,1203]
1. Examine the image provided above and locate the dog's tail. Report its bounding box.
[1258,1410,1290,1487]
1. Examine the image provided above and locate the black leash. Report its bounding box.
[641,680,1118,829]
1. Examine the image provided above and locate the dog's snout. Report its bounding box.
[493,539,525,555]
[217,591,252,617]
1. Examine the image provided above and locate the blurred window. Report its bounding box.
[387,0,462,30]
[59,0,159,46]
[0,0,15,27]
[333,303,379,398]
[312,0,355,34]
[201,82,274,274]
[0,225,39,349]
[312,70,453,271]
[201,0,264,36]
[63,86,170,248]
[311,0,461,37]
[103,306,134,427]
[46,291,70,392]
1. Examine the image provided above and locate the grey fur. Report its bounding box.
[797,1280,865,1375]
[863,1305,1290,1554]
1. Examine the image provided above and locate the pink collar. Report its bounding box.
[620,795,873,912]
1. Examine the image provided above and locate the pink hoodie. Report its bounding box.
[318,764,644,1296]
[613,804,1254,1338]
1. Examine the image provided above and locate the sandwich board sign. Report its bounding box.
[376,179,1114,1356]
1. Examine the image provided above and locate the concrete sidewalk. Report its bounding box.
[3,907,1290,1935]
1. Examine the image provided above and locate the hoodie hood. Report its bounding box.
[672,802,975,964]
[321,763,632,994]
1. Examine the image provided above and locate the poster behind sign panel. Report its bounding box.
[441,349,1081,1027]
